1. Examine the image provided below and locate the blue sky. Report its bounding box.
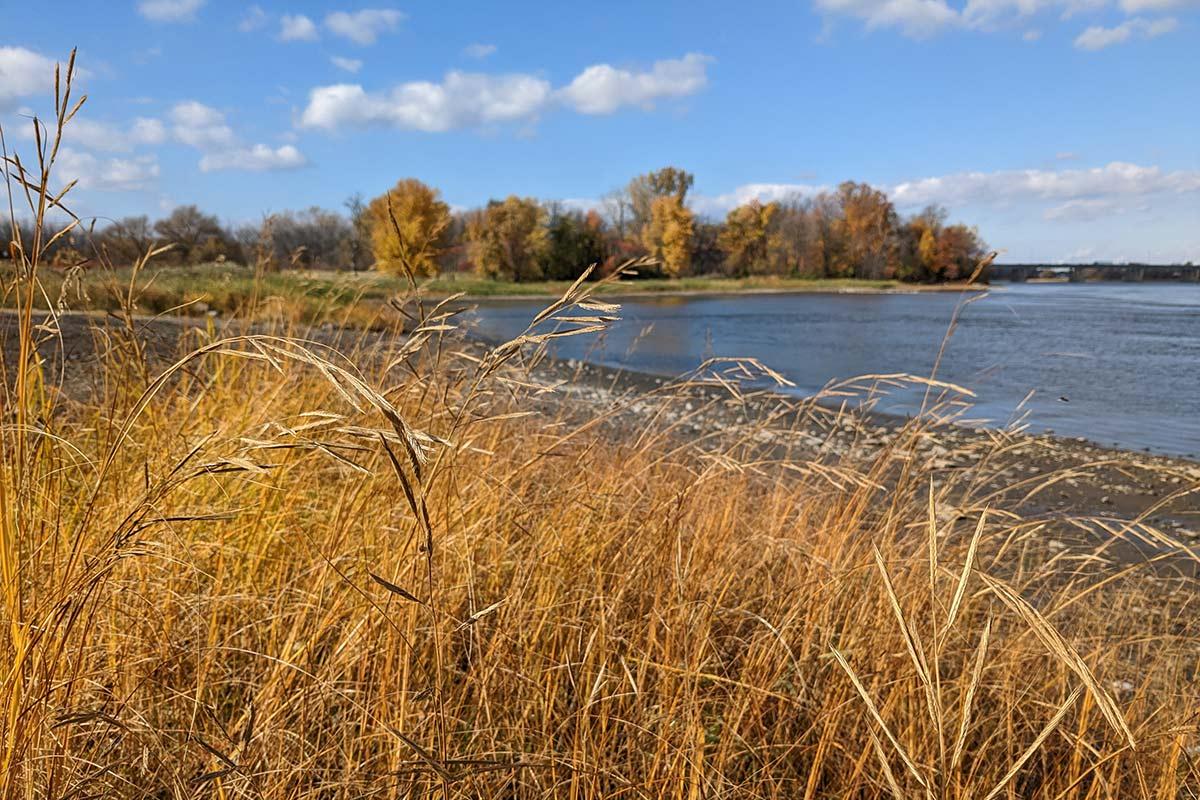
[2,0,1196,262]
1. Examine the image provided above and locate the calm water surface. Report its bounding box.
[467,283,1200,457]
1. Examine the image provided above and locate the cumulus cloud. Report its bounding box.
[463,43,498,59]
[692,183,828,216]
[300,53,713,133]
[813,0,1186,43]
[557,53,712,114]
[137,0,204,22]
[279,14,319,42]
[890,161,1200,207]
[198,144,307,172]
[1118,0,1195,11]
[169,100,306,172]
[0,46,57,109]
[57,147,160,191]
[324,9,405,45]
[169,100,236,149]
[48,116,166,151]
[331,56,363,73]
[1073,15,1178,48]
[815,0,961,36]
[696,161,1200,224]
[300,73,552,132]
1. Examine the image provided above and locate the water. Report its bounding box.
[466,283,1200,457]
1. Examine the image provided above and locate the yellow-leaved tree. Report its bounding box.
[366,178,450,278]
[641,196,694,278]
[719,200,779,277]
[467,196,549,282]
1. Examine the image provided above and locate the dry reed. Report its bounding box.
[1,54,1198,799]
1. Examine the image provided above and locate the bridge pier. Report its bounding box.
[1121,266,1145,282]
[1068,266,1084,282]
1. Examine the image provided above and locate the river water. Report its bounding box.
[466,283,1200,457]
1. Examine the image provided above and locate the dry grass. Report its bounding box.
[2,53,1199,799]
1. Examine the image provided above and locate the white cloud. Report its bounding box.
[57,147,160,191]
[169,100,236,149]
[58,117,166,151]
[167,100,307,172]
[0,46,57,110]
[813,0,1187,42]
[890,161,1200,207]
[697,161,1200,225]
[558,53,712,115]
[1119,0,1195,11]
[960,0,1079,29]
[324,9,405,45]
[463,43,498,59]
[238,5,269,32]
[299,53,714,133]
[299,73,553,132]
[130,117,167,145]
[692,183,829,215]
[331,56,363,73]
[1043,197,1121,221]
[137,0,204,22]
[1073,15,1178,48]
[815,0,961,36]
[280,14,319,42]
[198,144,307,172]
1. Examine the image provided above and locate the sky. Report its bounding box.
[1,0,1197,263]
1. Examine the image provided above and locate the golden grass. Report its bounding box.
[2,53,1199,799]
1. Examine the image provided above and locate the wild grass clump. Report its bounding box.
[2,53,1199,799]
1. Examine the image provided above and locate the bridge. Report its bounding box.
[989,263,1200,282]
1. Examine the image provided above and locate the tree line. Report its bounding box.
[7,167,987,282]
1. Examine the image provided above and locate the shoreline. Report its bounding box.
[4,309,1197,549]
[518,348,1200,559]
[421,280,991,302]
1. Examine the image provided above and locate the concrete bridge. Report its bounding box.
[989,263,1200,282]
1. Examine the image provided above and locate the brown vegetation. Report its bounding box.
[2,53,1196,800]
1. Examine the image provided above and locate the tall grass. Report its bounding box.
[2,55,1198,798]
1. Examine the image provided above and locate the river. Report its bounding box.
[465,282,1200,457]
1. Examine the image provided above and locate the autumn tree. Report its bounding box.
[933,224,986,281]
[768,196,827,277]
[628,167,694,233]
[468,196,549,282]
[719,200,779,277]
[829,182,899,279]
[366,178,451,278]
[641,195,694,277]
